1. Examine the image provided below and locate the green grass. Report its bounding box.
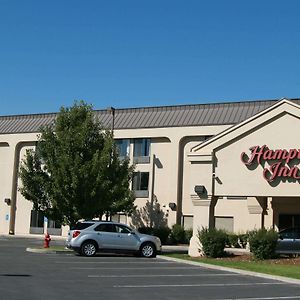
[164,254,300,280]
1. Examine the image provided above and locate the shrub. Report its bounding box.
[248,228,278,260]
[170,224,186,244]
[153,227,171,244]
[138,226,171,245]
[227,233,240,248]
[185,229,193,243]
[238,233,248,249]
[197,227,227,258]
[138,226,153,235]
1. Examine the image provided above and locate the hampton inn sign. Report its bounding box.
[241,145,300,182]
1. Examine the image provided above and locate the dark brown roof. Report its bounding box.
[0,98,299,134]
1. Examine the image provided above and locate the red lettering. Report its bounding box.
[273,149,285,160]
[291,166,300,179]
[263,149,275,160]
[242,145,300,183]
[241,145,266,165]
[286,149,298,164]
[263,162,282,182]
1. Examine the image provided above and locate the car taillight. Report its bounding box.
[72,230,81,238]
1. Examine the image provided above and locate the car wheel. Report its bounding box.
[140,242,156,258]
[81,241,97,257]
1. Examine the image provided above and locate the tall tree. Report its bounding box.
[19,101,135,226]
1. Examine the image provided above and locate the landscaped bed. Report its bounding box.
[164,253,300,280]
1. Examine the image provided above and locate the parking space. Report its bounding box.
[2,237,300,300]
[48,254,300,300]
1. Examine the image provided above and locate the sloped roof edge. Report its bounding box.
[191,98,300,152]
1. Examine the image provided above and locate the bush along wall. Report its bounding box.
[139,225,192,245]
[248,228,278,260]
[197,227,227,258]
[138,226,171,245]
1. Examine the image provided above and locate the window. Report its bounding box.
[72,222,94,230]
[132,172,149,198]
[215,216,234,233]
[94,223,116,232]
[115,139,130,158]
[48,219,61,229]
[182,215,193,230]
[115,224,131,234]
[133,138,150,163]
[30,210,44,228]
[280,228,295,239]
[47,219,62,236]
[30,210,44,234]
[111,213,127,224]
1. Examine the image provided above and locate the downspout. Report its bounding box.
[149,154,156,228]
[209,149,217,228]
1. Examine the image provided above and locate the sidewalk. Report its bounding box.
[0,233,66,241]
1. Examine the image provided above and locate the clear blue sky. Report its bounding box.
[1,0,300,115]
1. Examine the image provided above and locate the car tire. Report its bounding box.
[80,241,97,257]
[140,242,156,258]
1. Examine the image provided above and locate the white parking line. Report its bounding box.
[88,273,239,278]
[71,267,204,270]
[113,282,285,288]
[55,261,175,264]
[217,297,300,300]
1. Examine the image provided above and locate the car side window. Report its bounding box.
[94,224,116,232]
[280,229,295,239]
[115,225,131,234]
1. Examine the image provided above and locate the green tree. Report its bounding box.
[19,101,135,227]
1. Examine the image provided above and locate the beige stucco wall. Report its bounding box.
[0,144,12,234]
[188,100,300,256]
[214,197,262,233]
[0,124,230,235]
[0,133,38,234]
[214,113,300,197]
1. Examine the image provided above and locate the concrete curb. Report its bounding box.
[26,247,73,255]
[158,255,300,286]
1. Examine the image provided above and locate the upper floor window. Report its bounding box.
[132,171,149,198]
[115,139,130,158]
[133,138,150,163]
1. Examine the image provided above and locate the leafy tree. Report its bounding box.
[19,101,135,227]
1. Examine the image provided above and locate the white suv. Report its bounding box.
[66,221,162,258]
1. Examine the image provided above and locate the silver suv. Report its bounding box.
[66,221,162,258]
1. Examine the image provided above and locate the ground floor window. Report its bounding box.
[182,215,193,229]
[30,210,44,234]
[215,216,234,233]
[111,213,127,224]
[279,214,300,230]
[47,219,62,236]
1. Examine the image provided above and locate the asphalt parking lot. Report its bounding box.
[1,236,300,300]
